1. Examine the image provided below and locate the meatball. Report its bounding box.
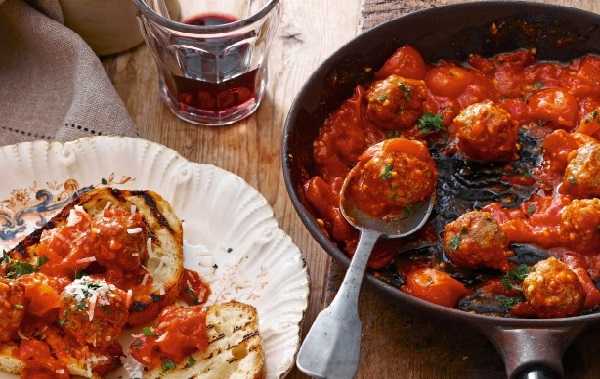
[60,276,129,348]
[366,75,428,129]
[403,268,470,307]
[0,278,24,342]
[443,211,510,271]
[522,257,584,318]
[563,142,600,197]
[346,138,437,217]
[450,100,519,161]
[575,109,600,138]
[560,198,600,253]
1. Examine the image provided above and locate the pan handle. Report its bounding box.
[479,325,584,379]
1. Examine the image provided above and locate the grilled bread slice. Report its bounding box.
[0,188,184,377]
[144,301,265,379]
[9,187,184,323]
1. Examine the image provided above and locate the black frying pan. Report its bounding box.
[281,2,600,378]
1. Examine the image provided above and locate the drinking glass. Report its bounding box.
[133,0,280,125]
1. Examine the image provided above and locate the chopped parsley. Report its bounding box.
[500,264,529,291]
[226,247,233,253]
[101,177,108,185]
[162,359,176,372]
[399,83,412,101]
[74,270,88,279]
[417,112,444,135]
[142,327,156,337]
[448,235,462,251]
[526,203,536,216]
[380,163,394,180]
[6,261,36,279]
[37,256,49,267]
[377,95,388,103]
[385,130,400,139]
[592,110,599,120]
[496,295,522,309]
[533,81,544,89]
[185,356,197,368]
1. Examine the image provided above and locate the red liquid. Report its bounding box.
[166,13,258,114]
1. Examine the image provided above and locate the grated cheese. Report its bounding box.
[130,204,137,215]
[155,332,168,343]
[87,292,99,321]
[127,228,143,234]
[63,277,118,322]
[141,273,151,286]
[75,256,96,264]
[126,289,133,308]
[66,205,85,227]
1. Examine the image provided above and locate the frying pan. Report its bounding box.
[281,2,600,378]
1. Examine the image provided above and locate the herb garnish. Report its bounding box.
[37,256,49,267]
[449,235,462,251]
[500,264,529,291]
[377,95,388,103]
[142,327,156,337]
[185,356,197,368]
[417,112,444,135]
[496,295,522,309]
[526,203,536,216]
[162,359,176,372]
[399,83,412,101]
[380,163,394,180]
[6,261,36,279]
[385,130,400,139]
[533,81,544,89]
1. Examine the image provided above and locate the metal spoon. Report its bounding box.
[296,159,436,379]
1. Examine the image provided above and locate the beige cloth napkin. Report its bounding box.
[0,0,137,146]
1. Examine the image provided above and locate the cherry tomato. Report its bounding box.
[376,45,427,80]
[426,64,474,98]
[528,88,578,129]
[403,268,470,307]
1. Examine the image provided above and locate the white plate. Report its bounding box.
[0,137,309,379]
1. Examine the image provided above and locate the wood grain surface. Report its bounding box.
[102,0,600,378]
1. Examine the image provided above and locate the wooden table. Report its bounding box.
[103,1,600,378]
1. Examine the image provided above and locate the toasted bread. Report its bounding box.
[144,301,265,379]
[1,188,184,377]
[9,187,184,323]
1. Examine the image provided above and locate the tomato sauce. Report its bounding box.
[130,305,209,368]
[304,45,600,314]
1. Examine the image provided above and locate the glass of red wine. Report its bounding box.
[133,0,280,125]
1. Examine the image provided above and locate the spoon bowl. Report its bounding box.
[340,160,436,238]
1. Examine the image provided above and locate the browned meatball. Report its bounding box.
[0,278,24,342]
[366,75,427,129]
[60,276,129,348]
[450,100,519,161]
[443,211,510,271]
[560,198,600,253]
[522,257,584,318]
[563,142,600,197]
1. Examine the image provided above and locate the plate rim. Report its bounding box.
[0,135,310,379]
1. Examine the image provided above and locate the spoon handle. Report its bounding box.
[296,229,380,379]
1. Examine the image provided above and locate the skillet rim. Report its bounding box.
[281,0,600,327]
